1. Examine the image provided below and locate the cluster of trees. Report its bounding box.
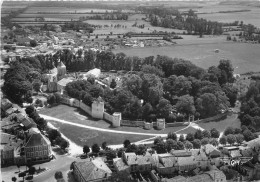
[25,105,70,150]
[62,21,94,33]
[47,129,69,150]
[239,81,260,132]
[25,105,48,131]
[47,92,62,105]
[151,128,220,154]
[3,48,236,123]
[1,7,28,28]
[219,126,257,146]
[147,9,223,35]
[79,13,128,21]
[2,57,43,104]
[61,51,235,121]
[65,79,104,106]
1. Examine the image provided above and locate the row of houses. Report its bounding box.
[71,138,260,182]
[1,99,52,167]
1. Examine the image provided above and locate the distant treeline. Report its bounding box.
[138,8,223,35]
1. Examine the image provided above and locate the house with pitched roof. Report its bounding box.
[1,132,24,166]
[186,169,226,182]
[113,152,159,173]
[170,150,197,172]
[157,153,177,174]
[22,131,52,164]
[1,98,13,117]
[72,157,112,182]
[1,133,15,166]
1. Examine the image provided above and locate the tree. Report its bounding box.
[54,92,62,104]
[227,134,236,145]
[11,177,17,182]
[235,134,244,145]
[70,161,76,170]
[177,141,184,150]
[219,136,227,146]
[222,84,238,107]
[123,139,131,148]
[201,138,209,145]
[83,145,90,154]
[92,143,100,153]
[194,129,203,140]
[202,130,211,138]
[109,171,136,182]
[60,138,69,150]
[184,141,193,150]
[102,142,107,150]
[47,129,61,143]
[136,144,147,155]
[141,64,164,77]
[218,60,234,83]
[54,171,63,181]
[126,144,138,153]
[25,105,36,116]
[234,128,242,134]
[32,79,41,92]
[179,134,185,142]
[209,138,219,147]
[186,133,194,141]
[167,132,177,141]
[176,95,195,116]
[192,139,201,149]
[18,172,26,181]
[166,139,178,152]
[28,166,36,177]
[154,139,167,154]
[156,98,172,118]
[224,127,234,136]
[210,128,220,138]
[47,94,56,105]
[243,129,255,141]
[30,40,37,47]
[142,103,153,121]
[110,79,117,89]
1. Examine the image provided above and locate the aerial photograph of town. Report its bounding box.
[0,0,260,181]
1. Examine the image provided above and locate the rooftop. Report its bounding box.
[24,133,51,148]
[74,158,112,181]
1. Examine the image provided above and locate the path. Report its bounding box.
[40,114,167,137]
[40,114,195,150]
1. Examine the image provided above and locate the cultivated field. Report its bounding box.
[113,41,260,74]
[85,14,184,35]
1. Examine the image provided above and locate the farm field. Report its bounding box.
[85,14,184,35]
[113,41,260,74]
[39,104,186,134]
[200,9,260,28]
[48,120,151,147]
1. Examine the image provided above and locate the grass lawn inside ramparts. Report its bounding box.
[198,114,241,132]
[39,104,186,134]
[48,120,152,147]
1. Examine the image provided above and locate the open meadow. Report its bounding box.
[113,41,260,74]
